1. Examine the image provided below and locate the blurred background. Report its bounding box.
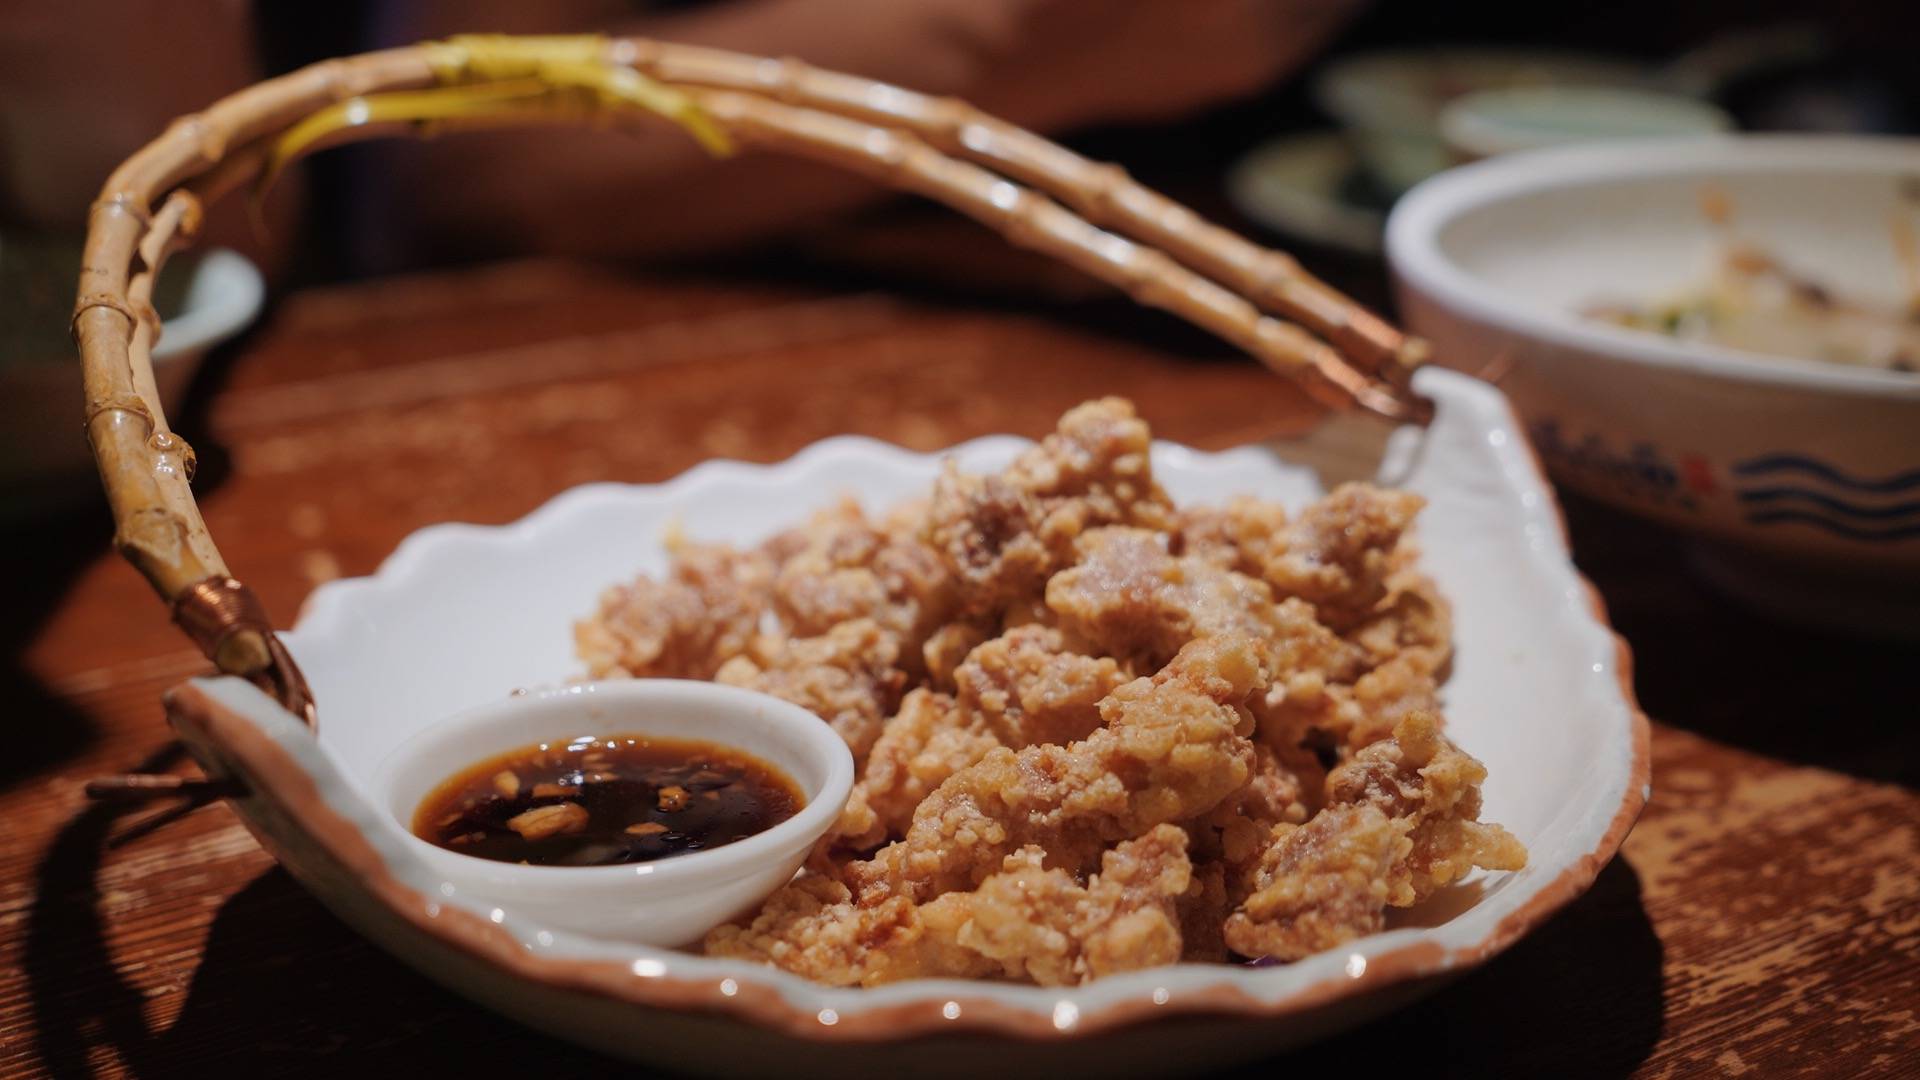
[6,0,1919,504]
[7,1,1918,288]
[3,5,1916,1076]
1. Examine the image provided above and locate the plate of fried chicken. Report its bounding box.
[165,368,1647,1075]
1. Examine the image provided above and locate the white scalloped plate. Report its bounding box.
[163,367,1648,1076]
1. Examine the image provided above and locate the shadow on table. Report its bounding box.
[26,795,1663,1080]
[1248,856,1664,1078]
[1562,493,1918,791]
[0,330,250,798]
[0,500,113,795]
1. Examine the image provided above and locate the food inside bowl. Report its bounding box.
[413,734,803,867]
[573,398,1526,986]
[1587,245,1920,372]
[1584,184,1920,374]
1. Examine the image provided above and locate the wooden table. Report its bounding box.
[3,256,1914,1078]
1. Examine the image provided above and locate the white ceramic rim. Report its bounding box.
[376,679,854,891]
[1385,133,1920,401]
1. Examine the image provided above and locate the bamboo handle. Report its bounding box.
[77,35,1431,728]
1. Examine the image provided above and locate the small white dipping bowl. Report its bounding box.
[1387,135,1920,628]
[375,679,853,947]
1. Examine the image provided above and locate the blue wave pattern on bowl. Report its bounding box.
[1732,455,1920,542]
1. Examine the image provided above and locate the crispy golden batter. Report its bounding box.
[1222,804,1405,961]
[1047,527,1361,684]
[853,689,1002,842]
[1174,496,1289,573]
[919,824,1193,986]
[1327,712,1527,905]
[715,619,902,760]
[924,398,1174,615]
[953,624,1127,747]
[920,619,992,691]
[1253,483,1425,631]
[851,636,1260,904]
[1196,741,1319,869]
[702,872,964,987]
[1220,713,1526,960]
[575,541,772,679]
[586,399,1523,986]
[770,498,956,667]
[709,826,1193,987]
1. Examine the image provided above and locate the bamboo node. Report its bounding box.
[170,114,228,164]
[86,393,155,430]
[71,292,152,340]
[772,57,809,103]
[89,193,153,228]
[1086,163,1133,214]
[1250,251,1308,295]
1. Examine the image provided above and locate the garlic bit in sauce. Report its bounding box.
[413,734,801,867]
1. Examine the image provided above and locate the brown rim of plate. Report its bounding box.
[161,410,1651,1044]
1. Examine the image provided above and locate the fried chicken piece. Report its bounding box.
[768,498,956,669]
[1186,739,1326,960]
[1346,564,1452,677]
[828,784,886,852]
[1174,496,1290,572]
[953,625,1127,747]
[574,541,772,679]
[1047,527,1361,682]
[920,619,992,691]
[1196,742,1319,873]
[919,824,1193,986]
[1222,713,1525,960]
[1327,712,1527,905]
[711,827,1193,987]
[840,630,1126,847]
[715,618,903,759]
[703,871,993,987]
[855,689,1003,841]
[851,636,1261,904]
[1342,655,1444,751]
[1253,649,1445,762]
[1222,804,1406,961]
[924,398,1174,615]
[1252,483,1425,631]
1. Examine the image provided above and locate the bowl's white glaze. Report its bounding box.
[165,368,1647,1075]
[1387,136,1920,584]
[374,680,853,947]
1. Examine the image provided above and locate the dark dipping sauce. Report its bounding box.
[412,734,802,867]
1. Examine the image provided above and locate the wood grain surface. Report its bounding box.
[2,254,1914,1078]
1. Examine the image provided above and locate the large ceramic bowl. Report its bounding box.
[162,368,1647,1076]
[1387,136,1920,624]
